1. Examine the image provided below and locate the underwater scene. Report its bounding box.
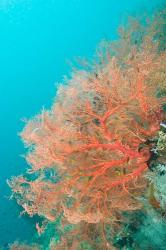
[0,0,166,249]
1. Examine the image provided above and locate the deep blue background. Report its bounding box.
[0,0,163,247]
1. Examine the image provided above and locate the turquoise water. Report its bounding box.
[0,0,163,247]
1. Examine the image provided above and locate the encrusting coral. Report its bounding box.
[8,7,166,250]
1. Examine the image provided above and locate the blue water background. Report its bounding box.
[0,0,163,247]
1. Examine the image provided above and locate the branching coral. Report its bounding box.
[8,7,166,250]
[10,45,165,221]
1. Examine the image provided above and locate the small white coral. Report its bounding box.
[156,131,166,151]
[145,172,156,184]
[156,164,166,173]
[145,164,166,209]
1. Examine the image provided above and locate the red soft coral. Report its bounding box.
[9,47,165,227]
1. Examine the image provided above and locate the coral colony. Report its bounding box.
[9,8,166,250]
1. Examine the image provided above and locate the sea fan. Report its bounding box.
[8,7,166,250]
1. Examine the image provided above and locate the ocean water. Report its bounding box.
[0,0,164,248]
